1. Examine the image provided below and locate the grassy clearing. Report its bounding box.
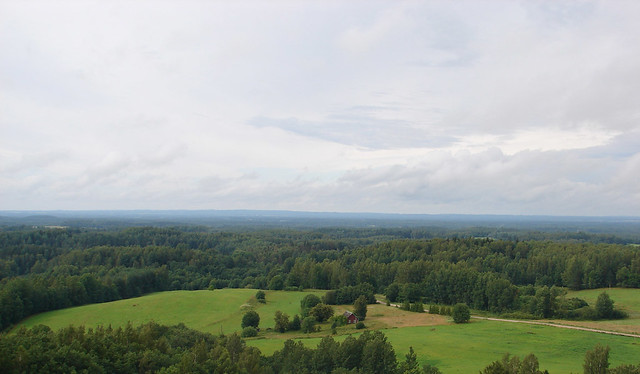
[13,289,324,335]
[549,288,640,334]
[13,289,640,373]
[248,317,640,373]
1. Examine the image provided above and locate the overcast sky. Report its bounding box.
[1,1,639,215]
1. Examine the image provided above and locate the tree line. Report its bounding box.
[1,228,640,330]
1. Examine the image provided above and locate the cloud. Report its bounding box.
[248,115,457,149]
[1,1,639,215]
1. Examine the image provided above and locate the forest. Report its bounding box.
[1,227,639,331]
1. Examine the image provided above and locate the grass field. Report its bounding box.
[14,289,324,335]
[550,288,640,334]
[12,289,640,373]
[248,317,640,373]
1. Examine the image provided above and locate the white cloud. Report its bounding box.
[1,1,639,215]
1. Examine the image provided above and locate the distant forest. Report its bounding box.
[1,226,639,331]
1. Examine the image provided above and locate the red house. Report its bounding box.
[343,311,359,324]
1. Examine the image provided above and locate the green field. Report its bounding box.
[14,289,324,335]
[248,318,640,373]
[566,288,640,319]
[556,288,640,334]
[13,289,640,373]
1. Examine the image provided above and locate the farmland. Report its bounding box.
[12,288,640,373]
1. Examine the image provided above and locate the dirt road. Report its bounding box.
[377,300,640,338]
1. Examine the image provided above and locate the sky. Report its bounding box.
[1,0,639,215]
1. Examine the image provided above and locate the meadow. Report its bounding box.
[13,288,640,373]
[248,316,640,373]
[14,289,325,335]
[549,288,640,335]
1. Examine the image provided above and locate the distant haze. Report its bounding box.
[2,1,639,215]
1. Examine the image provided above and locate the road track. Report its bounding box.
[377,300,640,338]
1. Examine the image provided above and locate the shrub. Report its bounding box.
[301,316,317,333]
[301,294,322,316]
[309,303,334,322]
[452,303,470,324]
[274,310,290,333]
[354,295,368,321]
[596,292,614,319]
[255,290,266,303]
[288,314,301,331]
[329,315,348,327]
[410,302,424,313]
[355,321,366,329]
[401,300,411,311]
[241,326,257,337]
[241,310,260,329]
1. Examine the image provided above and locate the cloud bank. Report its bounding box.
[1,1,639,215]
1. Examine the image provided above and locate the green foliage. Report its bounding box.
[274,310,289,333]
[241,326,257,337]
[300,294,322,317]
[583,344,610,374]
[360,330,397,374]
[268,275,285,290]
[409,302,424,313]
[0,322,264,374]
[354,295,368,321]
[452,303,470,323]
[355,321,366,329]
[401,300,411,311]
[241,310,260,329]
[288,314,301,331]
[429,305,439,314]
[325,283,376,305]
[3,227,640,332]
[255,290,266,303]
[399,346,421,374]
[595,292,614,319]
[329,314,348,327]
[301,316,317,333]
[386,283,400,303]
[480,353,545,374]
[309,303,334,323]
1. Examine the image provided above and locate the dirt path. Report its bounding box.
[471,316,640,338]
[376,300,640,339]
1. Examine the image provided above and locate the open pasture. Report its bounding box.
[248,317,640,373]
[551,288,640,334]
[14,289,324,335]
[12,289,640,373]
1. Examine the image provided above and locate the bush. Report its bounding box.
[596,292,614,319]
[329,315,348,327]
[401,300,411,311]
[452,303,470,324]
[309,303,334,322]
[410,302,424,313]
[255,290,266,303]
[301,294,322,316]
[355,321,366,329]
[274,310,290,333]
[301,316,317,333]
[288,314,301,331]
[241,326,257,337]
[354,295,368,321]
[241,310,260,329]
[429,305,439,314]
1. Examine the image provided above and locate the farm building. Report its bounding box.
[343,311,359,324]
